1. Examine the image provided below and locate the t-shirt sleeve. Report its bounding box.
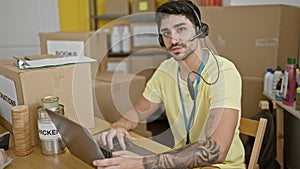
[210,63,242,110]
[143,70,164,104]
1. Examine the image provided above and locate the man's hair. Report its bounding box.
[155,0,202,31]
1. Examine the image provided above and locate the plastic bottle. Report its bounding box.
[296,64,300,87]
[121,24,131,53]
[272,66,282,97]
[111,25,122,53]
[276,75,283,101]
[103,28,111,52]
[296,87,300,110]
[282,57,297,106]
[267,69,274,96]
[263,68,273,95]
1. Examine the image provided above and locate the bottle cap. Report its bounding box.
[276,65,281,71]
[297,87,300,93]
[287,58,296,64]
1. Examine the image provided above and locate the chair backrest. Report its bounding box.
[239,117,268,169]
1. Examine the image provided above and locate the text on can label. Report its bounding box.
[38,121,62,140]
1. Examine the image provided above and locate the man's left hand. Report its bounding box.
[93,150,144,169]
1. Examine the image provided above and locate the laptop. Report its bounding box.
[46,109,155,167]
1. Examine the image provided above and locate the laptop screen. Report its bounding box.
[46,109,105,166]
[46,108,155,167]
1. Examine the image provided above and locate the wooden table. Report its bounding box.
[263,92,300,169]
[1,117,171,169]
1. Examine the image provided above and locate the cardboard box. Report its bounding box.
[107,57,130,74]
[39,31,108,77]
[105,0,129,15]
[131,0,156,13]
[192,0,204,7]
[200,5,300,117]
[201,5,300,77]
[226,0,300,7]
[241,78,265,118]
[130,22,161,52]
[0,55,95,146]
[94,71,152,137]
[106,54,168,81]
[127,54,168,81]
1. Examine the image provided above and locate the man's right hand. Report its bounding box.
[97,127,135,150]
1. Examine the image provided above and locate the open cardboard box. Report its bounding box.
[39,31,108,80]
[0,55,94,146]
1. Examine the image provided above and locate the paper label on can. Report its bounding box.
[38,121,62,140]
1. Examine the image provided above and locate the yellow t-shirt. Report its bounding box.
[143,51,245,169]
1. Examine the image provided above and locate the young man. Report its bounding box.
[93,0,245,168]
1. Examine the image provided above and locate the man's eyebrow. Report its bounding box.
[160,23,187,32]
[174,23,186,28]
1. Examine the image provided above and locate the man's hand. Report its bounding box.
[93,150,144,169]
[98,128,135,150]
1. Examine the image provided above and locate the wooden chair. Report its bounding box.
[239,117,268,169]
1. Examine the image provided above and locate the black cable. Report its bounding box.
[185,38,221,143]
[188,38,220,86]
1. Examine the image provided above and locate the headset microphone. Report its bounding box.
[189,32,205,42]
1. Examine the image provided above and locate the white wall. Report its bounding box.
[0,0,59,60]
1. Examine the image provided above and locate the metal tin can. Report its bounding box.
[37,96,66,155]
[41,96,59,110]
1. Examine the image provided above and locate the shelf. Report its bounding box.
[91,14,127,19]
[263,92,300,120]
[91,13,155,20]
[89,0,156,30]
[108,52,132,57]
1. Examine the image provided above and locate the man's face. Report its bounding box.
[160,15,198,61]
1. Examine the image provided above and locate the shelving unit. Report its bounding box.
[88,0,156,31]
[88,0,162,60]
[89,0,125,30]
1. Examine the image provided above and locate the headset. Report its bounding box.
[156,1,220,143]
[157,1,218,101]
[158,0,209,47]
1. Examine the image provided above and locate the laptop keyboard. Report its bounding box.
[98,138,154,158]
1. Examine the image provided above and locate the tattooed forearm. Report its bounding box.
[143,139,220,169]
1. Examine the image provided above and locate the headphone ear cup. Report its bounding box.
[158,34,165,47]
[200,23,209,38]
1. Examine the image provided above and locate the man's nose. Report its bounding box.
[170,35,180,44]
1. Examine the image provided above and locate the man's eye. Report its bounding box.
[177,27,186,33]
[162,32,170,37]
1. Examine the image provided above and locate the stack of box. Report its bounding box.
[105,0,129,15]
[0,29,157,146]
[0,55,95,146]
[94,71,151,137]
[200,5,300,118]
[104,0,156,15]
[106,54,168,82]
[131,0,156,14]
[39,31,152,138]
